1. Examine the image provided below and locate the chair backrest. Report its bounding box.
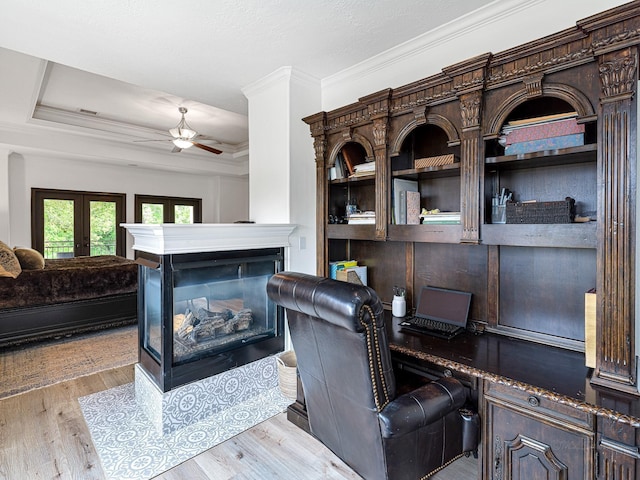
[267,271,395,477]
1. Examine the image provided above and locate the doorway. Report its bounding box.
[31,189,126,259]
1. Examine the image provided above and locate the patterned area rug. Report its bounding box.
[0,325,137,399]
[79,372,290,479]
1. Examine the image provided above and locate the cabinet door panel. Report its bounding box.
[486,398,594,480]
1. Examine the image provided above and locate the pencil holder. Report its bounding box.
[492,204,506,224]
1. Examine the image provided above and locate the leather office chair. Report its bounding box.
[267,271,478,480]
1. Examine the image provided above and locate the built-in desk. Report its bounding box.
[386,315,640,480]
[287,315,640,479]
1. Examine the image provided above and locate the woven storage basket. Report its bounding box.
[414,154,456,169]
[276,350,297,399]
[506,198,575,224]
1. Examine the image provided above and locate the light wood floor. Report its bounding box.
[0,365,478,479]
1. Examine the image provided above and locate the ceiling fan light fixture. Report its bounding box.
[169,107,197,140]
[172,138,194,149]
[169,126,197,139]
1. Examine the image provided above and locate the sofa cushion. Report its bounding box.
[13,247,45,270]
[0,241,22,278]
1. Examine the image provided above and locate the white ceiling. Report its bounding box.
[0,0,496,155]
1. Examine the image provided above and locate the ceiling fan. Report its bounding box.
[136,107,222,155]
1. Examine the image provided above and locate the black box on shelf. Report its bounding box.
[506,198,575,224]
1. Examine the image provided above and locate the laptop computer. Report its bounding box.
[399,286,472,340]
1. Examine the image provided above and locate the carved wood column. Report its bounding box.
[459,90,484,244]
[593,48,638,392]
[303,112,328,276]
[444,55,489,245]
[361,89,392,241]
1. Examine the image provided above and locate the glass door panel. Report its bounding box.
[141,203,164,223]
[89,200,117,255]
[174,204,194,224]
[43,198,75,259]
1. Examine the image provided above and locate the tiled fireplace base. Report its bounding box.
[135,355,279,435]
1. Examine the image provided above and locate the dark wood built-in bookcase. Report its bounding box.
[302,4,640,478]
[305,3,640,395]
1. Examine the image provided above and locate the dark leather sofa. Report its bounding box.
[267,271,479,479]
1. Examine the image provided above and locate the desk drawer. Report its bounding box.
[485,381,594,430]
[393,356,477,390]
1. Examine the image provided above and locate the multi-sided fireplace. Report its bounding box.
[123,224,296,393]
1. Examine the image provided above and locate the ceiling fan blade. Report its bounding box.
[133,139,170,143]
[192,142,222,155]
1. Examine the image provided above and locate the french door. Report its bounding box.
[32,189,126,259]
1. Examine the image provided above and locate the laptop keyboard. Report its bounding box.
[404,316,459,333]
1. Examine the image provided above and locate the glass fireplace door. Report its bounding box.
[137,247,285,392]
[172,255,280,364]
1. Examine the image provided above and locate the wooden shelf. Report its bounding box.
[392,162,460,179]
[481,222,596,249]
[388,223,462,243]
[326,224,375,240]
[485,144,597,171]
[330,174,375,185]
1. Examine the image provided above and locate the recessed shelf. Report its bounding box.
[481,222,596,249]
[330,174,375,185]
[392,162,461,179]
[326,224,376,240]
[485,144,597,170]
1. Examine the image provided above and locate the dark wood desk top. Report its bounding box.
[386,314,640,427]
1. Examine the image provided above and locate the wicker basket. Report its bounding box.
[276,350,297,400]
[506,198,575,224]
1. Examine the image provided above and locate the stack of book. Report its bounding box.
[347,211,375,225]
[349,161,375,178]
[393,178,418,224]
[500,111,584,155]
[420,211,461,224]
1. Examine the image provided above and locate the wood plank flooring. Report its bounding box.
[0,365,478,479]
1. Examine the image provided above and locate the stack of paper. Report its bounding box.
[349,161,376,178]
[347,211,375,224]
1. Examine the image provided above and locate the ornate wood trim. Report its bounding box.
[594,48,638,391]
[327,133,375,167]
[390,113,461,156]
[484,82,596,139]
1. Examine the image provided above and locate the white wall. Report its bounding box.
[3,151,248,257]
[244,67,320,275]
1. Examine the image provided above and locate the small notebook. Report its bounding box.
[400,286,472,340]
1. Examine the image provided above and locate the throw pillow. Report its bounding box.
[0,241,22,278]
[13,247,46,270]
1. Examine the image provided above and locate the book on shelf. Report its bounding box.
[340,143,362,176]
[420,211,461,224]
[354,161,375,173]
[406,191,421,224]
[503,117,584,145]
[393,178,418,224]
[504,133,584,155]
[332,153,346,179]
[504,111,578,128]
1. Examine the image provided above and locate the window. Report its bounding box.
[135,195,202,224]
[32,189,126,259]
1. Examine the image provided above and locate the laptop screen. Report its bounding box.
[414,286,472,328]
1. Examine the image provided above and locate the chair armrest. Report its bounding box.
[378,377,467,439]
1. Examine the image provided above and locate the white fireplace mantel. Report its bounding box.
[122,223,297,255]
